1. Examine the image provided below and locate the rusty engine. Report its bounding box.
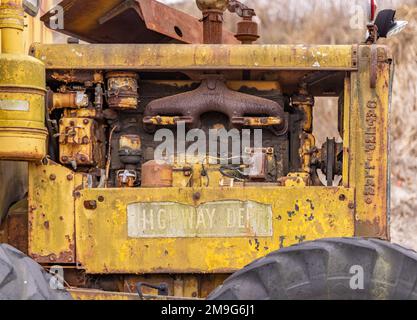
[44,0,341,192]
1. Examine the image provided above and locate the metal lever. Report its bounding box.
[136,282,169,300]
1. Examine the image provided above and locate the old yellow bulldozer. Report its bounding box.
[0,0,414,300]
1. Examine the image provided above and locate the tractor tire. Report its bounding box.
[0,244,72,300]
[208,238,417,300]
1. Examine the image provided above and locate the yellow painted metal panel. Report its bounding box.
[350,45,391,238]
[28,162,76,263]
[30,44,356,70]
[75,187,355,274]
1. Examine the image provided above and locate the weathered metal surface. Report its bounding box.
[0,199,28,254]
[69,289,141,300]
[74,186,354,274]
[350,45,391,238]
[141,160,173,188]
[123,273,225,298]
[52,91,89,110]
[280,173,310,187]
[0,54,47,161]
[30,44,357,71]
[69,288,194,300]
[106,71,139,110]
[292,87,316,174]
[28,162,76,264]
[40,0,237,45]
[144,77,286,132]
[127,200,273,238]
[228,0,259,44]
[200,9,226,44]
[59,116,105,167]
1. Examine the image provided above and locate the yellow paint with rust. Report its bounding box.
[145,116,184,126]
[30,44,356,70]
[0,54,47,161]
[283,173,309,187]
[59,117,97,166]
[74,186,354,274]
[349,45,391,238]
[342,76,351,187]
[23,41,392,280]
[240,117,282,127]
[28,162,76,263]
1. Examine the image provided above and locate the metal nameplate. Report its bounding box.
[127,200,273,238]
[0,100,29,112]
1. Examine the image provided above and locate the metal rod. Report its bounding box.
[0,0,25,54]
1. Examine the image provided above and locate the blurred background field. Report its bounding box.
[165,0,417,249]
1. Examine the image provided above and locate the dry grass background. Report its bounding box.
[169,0,417,249]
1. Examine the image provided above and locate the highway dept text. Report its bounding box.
[127,200,273,238]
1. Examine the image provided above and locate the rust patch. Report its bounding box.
[32,243,76,264]
[355,218,388,239]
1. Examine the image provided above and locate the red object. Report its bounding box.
[370,0,378,21]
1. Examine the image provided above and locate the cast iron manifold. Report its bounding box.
[143,77,287,135]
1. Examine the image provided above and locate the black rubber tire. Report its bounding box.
[208,238,417,300]
[0,244,72,300]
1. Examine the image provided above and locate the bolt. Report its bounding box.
[67,174,74,181]
[98,196,105,202]
[339,194,346,201]
[62,156,68,162]
[348,202,355,210]
[83,119,89,125]
[49,174,57,181]
[84,200,97,210]
[193,192,201,201]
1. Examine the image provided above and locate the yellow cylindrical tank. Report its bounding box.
[0,53,47,161]
[0,0,47,161]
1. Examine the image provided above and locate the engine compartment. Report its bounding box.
[45,69,344,190]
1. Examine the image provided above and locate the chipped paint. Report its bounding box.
[74,186,355,274]
[30,44,357,71]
